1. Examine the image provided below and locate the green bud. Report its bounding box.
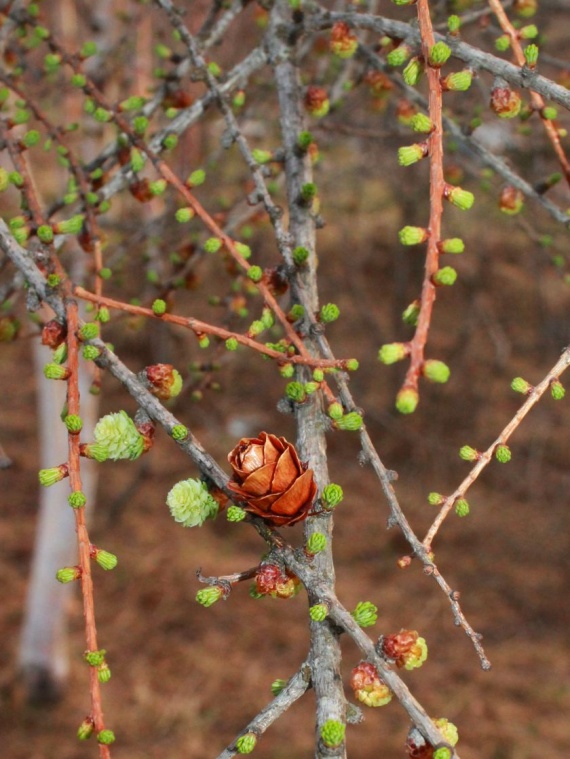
[252,148,272,164]
[68,491,87,509]
[309,603,328,622]
[248,320,265,337]
[152,299,167,315]
[320,303,339,323]
[306,532,327,555]
[448,15,461,33]
[247,265,263,282]
[39,465,68,487]
[495,35,511,52]
[37,225,54,243]
[346,359,359,371]
[196,586,223,607]
[313,369,324,382]
[320,719,345,748]
[279,363,294,378]
[423,360,450,384]
[378,343,408,365]
[495,444,511,463]
[293,246,309,265]
[300,182,317,202]
[524,44,539,67]
[459,445,478,461]
[551,380,565,400]
[80,443,109,462]
[95,307,110,324]
[520,24,538,39]
[297,130,313,150]
[542,107,558,121]
[396,387,419,414]
[391,0,416,6]
[169,424,187,441]
[173,207,194,224]
[429,41,451,67]
[163,134,178,151]
[442,70,473,92]
[327,402,344,420]
[227,505,247,522]
[79,322,99,341]
[77,718,94,741]
[71,73,86,87]
[399,226,428,245]
[304,381,319,395]
[81,41,97,58]
[225,337,238,351]
[94,549,118,571]
[96,730,115,745]
[387,44,412,67]
[22,130,40,148]
[445,185,474,210]
[271,678,287,696]
[434,748,452,759]
[511,376,532,394]
[322,483,344,509]
[43,363,70,380]
[398,144,426,167]
[455,498,470,517]
[428,492,444,506]
[433,266,457,287]
[204,237,222,253]
[403,58,423,86]
[120,95,146,111]
[236,733,257,754]
[0,167,8,192]
[149,179,167,196]
[402,301,420,326]
[439,237,465,254]
[56,566,81,584]
[82,345,101,361]
[234,242,251,259]
[56,214,84,235]
[133,116,148,135]
[286,381,306,403]
[233,90,246,108]
[351,600,378,627]
[64,414,83,433]
[9,171,24,187]
[410,114,434,134]
[188,169,206,186]
[336,412,363,431]
[93,108,112,123]
[97,663,111,683]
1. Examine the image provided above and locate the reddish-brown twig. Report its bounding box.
[66,301,111,757]
[423,346,570,550]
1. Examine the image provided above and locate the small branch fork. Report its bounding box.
[66,301,111,758]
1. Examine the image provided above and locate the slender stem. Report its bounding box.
[66,301,110,757]
[423,346,570,549]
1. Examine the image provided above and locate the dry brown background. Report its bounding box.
[1,1,570,757]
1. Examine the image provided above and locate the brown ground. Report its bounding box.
[2,4,570,756]
[1,177,570,759]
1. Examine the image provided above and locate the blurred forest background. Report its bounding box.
[1,0,570,757]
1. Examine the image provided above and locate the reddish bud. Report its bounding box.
[41,319,67,349]
[499,185,524,215]
[304,86,330,118]
[129,178,153,203]
[490,85,522,119]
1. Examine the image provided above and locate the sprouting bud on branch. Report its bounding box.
[350,662,392,707]
[167,479,219,528]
